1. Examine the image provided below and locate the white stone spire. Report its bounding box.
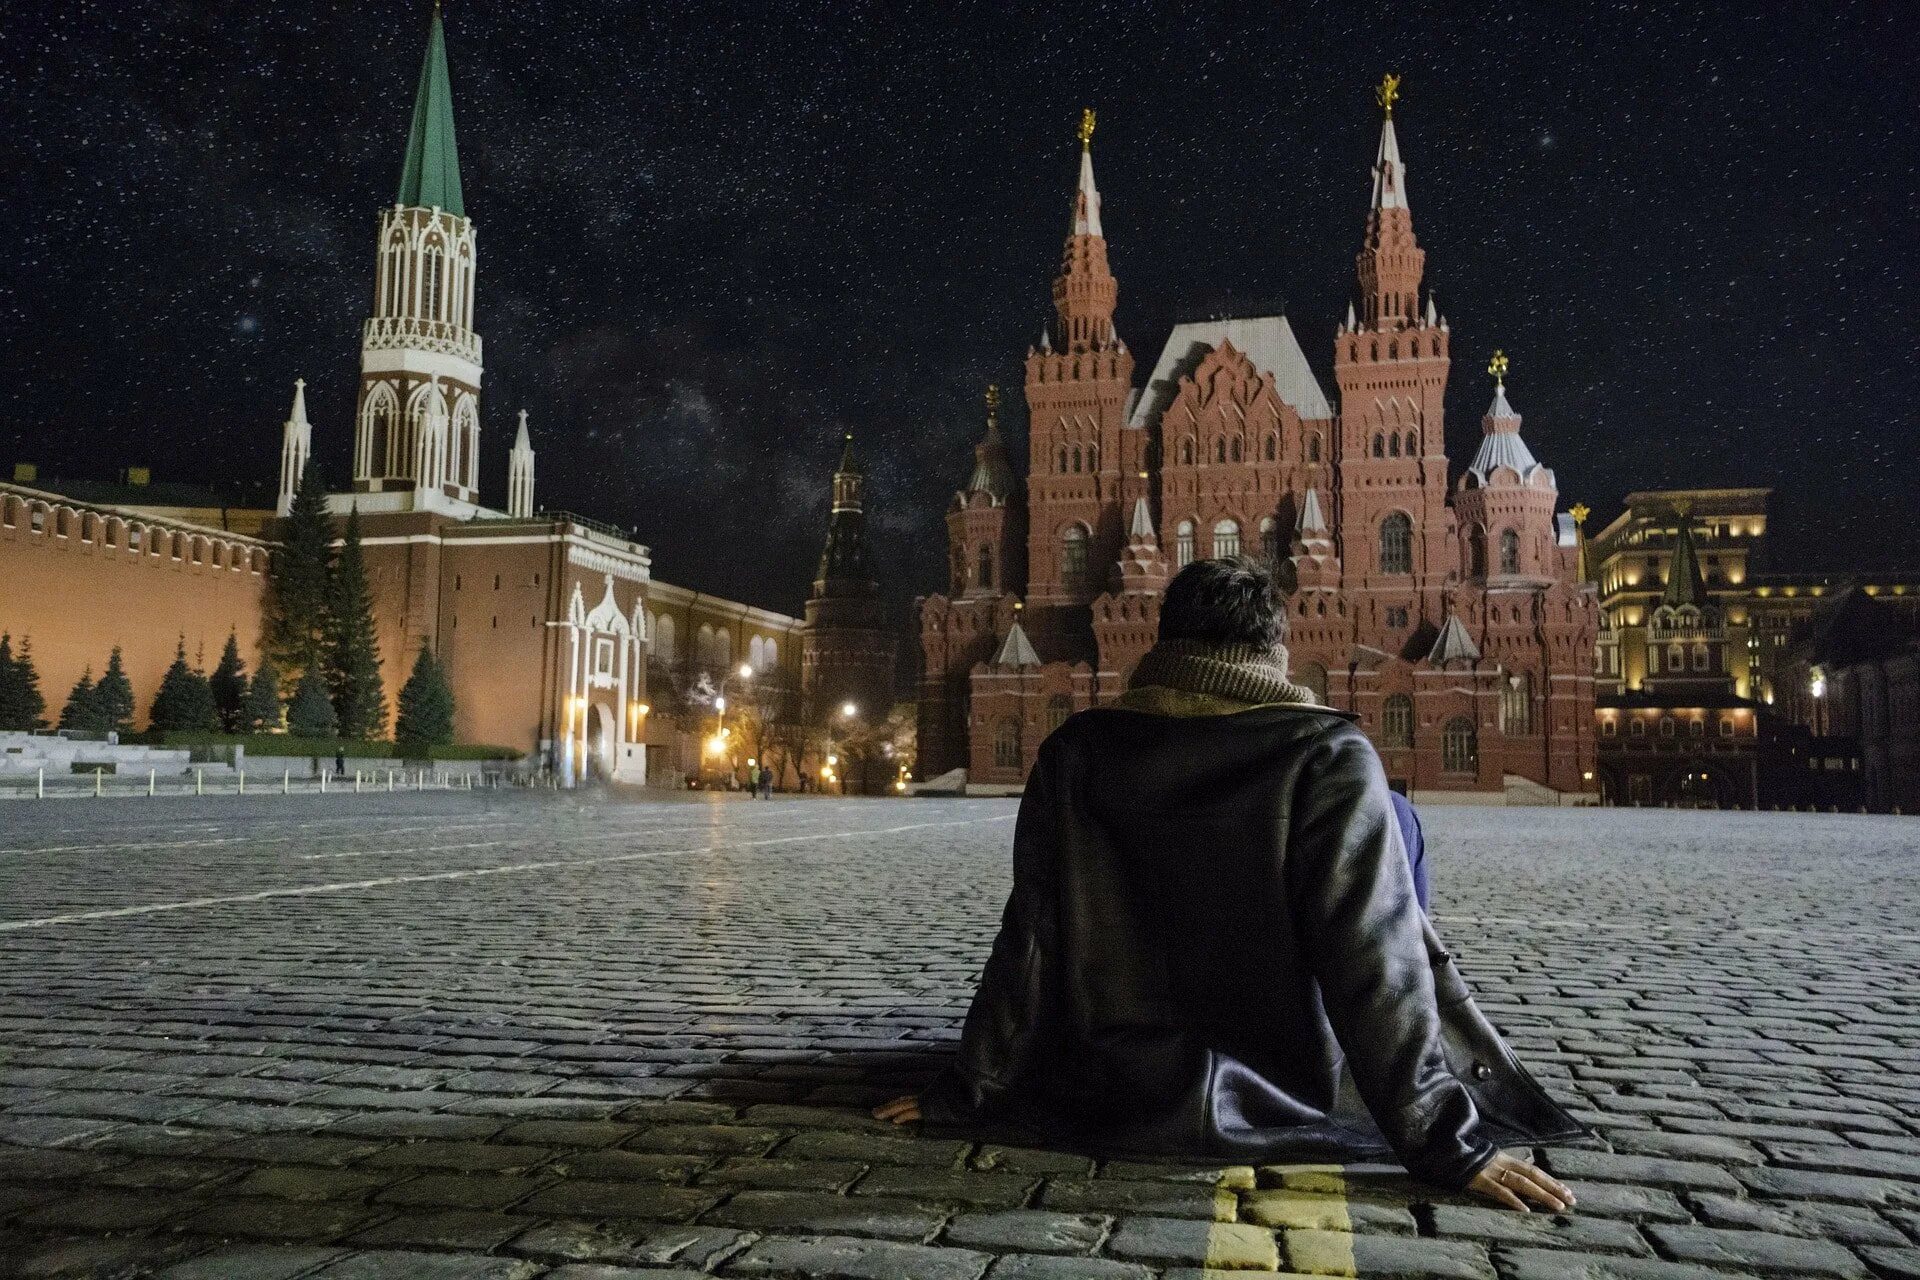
[1296,486,1328,536]
[1370,115,1409,211]
[1071,145,1103,237]
[276,378,312,516]
[507,409,536,518]
[994,616,1042,668]
[1345,300,1357,331]
[1129,495,1155,541]
[1425,294,1437,325]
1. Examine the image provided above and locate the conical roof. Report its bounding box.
[1661,517,1709,608]
[1428,612,1481,665]
[993,618,1041,668]
[1370,115,1409,212]
[396,9,464,215]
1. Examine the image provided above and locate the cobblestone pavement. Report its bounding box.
[1,793,1917,1279]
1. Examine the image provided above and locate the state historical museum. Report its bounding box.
[918,86,1599,801]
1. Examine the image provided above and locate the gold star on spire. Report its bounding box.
[1376,73,1401,116]
[1078,107,1097,151]
[1569,503,1590,526]
[1487,349,1509,388]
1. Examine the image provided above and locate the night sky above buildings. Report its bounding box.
[2,3,1915,619]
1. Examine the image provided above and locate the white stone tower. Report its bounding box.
[507,410,536,518]
[276,378,312,516]
[351,7,482,511]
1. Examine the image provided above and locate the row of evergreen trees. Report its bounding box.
[270,460,388,739]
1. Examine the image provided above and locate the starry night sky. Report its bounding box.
[3,3,1916,622]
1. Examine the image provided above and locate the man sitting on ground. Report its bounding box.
[878,556,1582,1212]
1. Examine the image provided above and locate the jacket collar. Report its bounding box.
[1126,638,1319,710]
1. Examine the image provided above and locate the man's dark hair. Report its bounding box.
[1158,556,1289,652]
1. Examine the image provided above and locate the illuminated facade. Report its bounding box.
[918,91,1598,801]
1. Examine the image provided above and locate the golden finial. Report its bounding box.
[1570,503,1590,526]
[1487,349,1509,388]
[984,384,999,428]
[1078,108,1097,151]
[1376,73,1401,117]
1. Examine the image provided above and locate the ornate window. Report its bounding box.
[994,718,1021,769]
[1500,673,1534,735]
[1404,431,1419,455]
[1215,439,1227,464]
[422,242,444,320]
[1180,438,1195,465]
[1212,518,1240,558]
[1719,716,1735,738]
[977,545,993,590]
[1307,434,1322,463]
[1630,717,1646,738]
[1061,525,1090,594]
[1693,643,1709,671]
[1469,526,1487,578]
[1175,520,1195,568]
[1668,642,1685,670]
[1388,433,1401,457]
[1602,717,1618,738]
[1295,661,1328,704]
[1499,528,1520,575]
[1230,437,1242,462]
[1383,694,1414,749]
[1071,446,1082,473]
[1372,433,1385,458]
[1057,446,1068,473]
[1689,717,1705,738]
[1660,716,1675,738]
[1379,512,1412,575]
[1088,445,1098,470]
[1046,694,1072,733]
[1442,716,1478,773]
[1264,434,1278,461]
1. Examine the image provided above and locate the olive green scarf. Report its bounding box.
[1118,638,1319,716]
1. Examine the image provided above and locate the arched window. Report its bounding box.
[1442,716,1478,773]
[1295,661,1328,704]
[1212,518,1240,558]
[1175,520,1196,568]
[1215,439,1227,464]
[1500,673,1534,735]
[1046,694,1072,733]
[1388,433,1401,457]
[366,392,396,478]
[1071,446,1082,473]
[1264,434,1277,461]
[1057,446,1068,473]
[1230,438,1242,462]
[1379,512,1412,575]
[1668,642,1685,670]
[1693,643,1710,671]
[1307,434,1322,463]
[977,544,993,589]
[1088,445,1098,470]
[422,242,444,320]
[1061,525,1090,594]
[1404,431,1419,456]
[1180,439,1195,466]
[1383,694,1414,749]
[994,718,1021,769]
[1660,716,1675,738]
[1499,528,1520,575]
[1372,433,1385,458]
[1259,516,1279,565]
[1468,526,1487,578]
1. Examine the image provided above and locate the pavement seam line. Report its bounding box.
[0,814,1018,932]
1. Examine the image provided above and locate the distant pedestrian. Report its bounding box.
[334,750,346,777]
[748,764,763,797]
[759,764,774,799]
[798,769,811,794]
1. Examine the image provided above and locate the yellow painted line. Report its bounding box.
[1217,1163,1360,1276]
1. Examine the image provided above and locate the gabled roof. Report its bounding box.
[396,10,464,216]
[1427,612,1481,665]
[993,618,1042,668]
[1128,316,1332,431]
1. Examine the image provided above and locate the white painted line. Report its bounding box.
[0,815,1017,932]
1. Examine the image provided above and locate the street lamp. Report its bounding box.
[708,664,755,787]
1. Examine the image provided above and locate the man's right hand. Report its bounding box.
[1466,1151,1575,1212]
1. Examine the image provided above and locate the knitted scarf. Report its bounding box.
[1122,638,1318,712]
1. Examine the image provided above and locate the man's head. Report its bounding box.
[1157,556,1288,655]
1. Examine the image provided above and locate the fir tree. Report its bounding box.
[94,647,136,736]
[266,455,333,680]
[59,669,100,732]
[245,659,283,733]
[325,506,385,739]
[394,646,456,752]
[149,639,219,733]
[5,637,47,731]
[210,633,249,732]
[0,634,40,731]
[287,668,338,738]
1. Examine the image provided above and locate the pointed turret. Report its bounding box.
[1112,495,1170,595]
[1428,612,1482,666]
[993,616,1042,668]
[1052,108,1120,352]
[397,7,464,215]
[1070,141,1103,237]
[962,386,1014,502]
[1354,74,1426,330]
[507,409,535,519]
[276,378,312,517]
[1661,512,1709,609]
[815,435,877,592]
[1290,488,1341,592]
[1465,350,1546,485]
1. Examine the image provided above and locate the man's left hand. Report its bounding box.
[873,1095,921,1125]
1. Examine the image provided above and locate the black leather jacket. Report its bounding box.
[922,704,1585,1188]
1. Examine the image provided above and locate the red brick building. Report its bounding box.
[919,91,1598,801]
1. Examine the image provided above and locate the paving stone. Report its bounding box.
[854,1165,1037,1207]
[697,1156,865,1191]
[776,1129,972,1166]
[726,1233,992,1279]
[153,1245,350,1279]
[228,1166,400,1202]
[1858,1248,1920,1280]
[1645,1223,1868,1276]
[496,1120,639,1148]
[1542,1149,1744,1193]
[1040,1178,1234,1220]
[373,1172,545,1210]
[541,1267,706,1280]
[1240,1188,1418,1233]
[549,1149,710,1183]
[3,1234,207,1278]
[986,1257,1152,1279]
[309,1251,544,1279]
[1500,1246,1773,1279]
[20,1188,186,1231]
[971,1146,1096,1177]
[705,1189,946,1239]
[1428,1203,1650,1253]
[361,1141,552,1173]
[178,1198,383,1241]
[1736,1166,1920,1207]
[350,1210,534,1251]
[625,1123,782,1156]
[943,1209,1106,1254]
[1103,1216,1278,1269]
[517,1179,720,1221]
[1689,1191,1909,1245]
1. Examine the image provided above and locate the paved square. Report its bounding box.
[1,794,1917,1278]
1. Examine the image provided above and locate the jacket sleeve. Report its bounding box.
[921,741,1063,1123]
[1286,725,1497,1188]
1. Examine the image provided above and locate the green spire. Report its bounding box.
[396,7,464,216]
[1662,513,1708,608]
